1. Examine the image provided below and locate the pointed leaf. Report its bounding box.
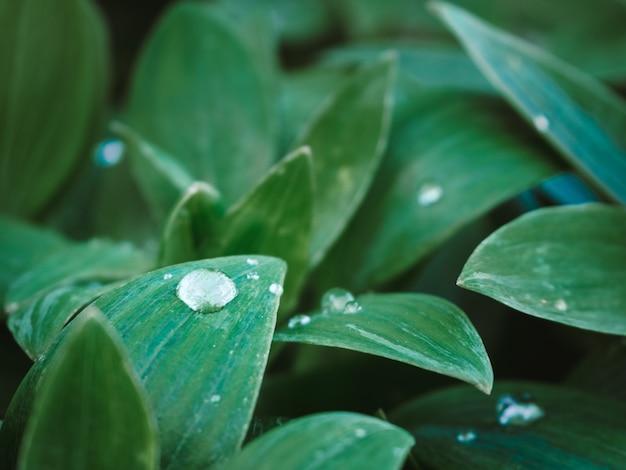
[295,53,396,265]
[159,182,225,266]
[458,204,626,334]
[208,147,313,314]
[390,381,626,469]
[18,308,158,470]
[0,0,107,215]
[431,1,626,203]
[126,2,276,206]
[275,292,493,393]
[225,412,414,470]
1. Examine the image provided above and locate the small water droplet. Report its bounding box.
[497,393,545,426]
[355,428,367,438]
[246,272,260,281]
[456,429,477,443]
[321,288,361,314]
[269,283,284,296]
[533,115,550,132]
[417,183,443,206]
[94,139,125,166]
[288,314,311,329]
[163,273,173,280]
[554,299,568,311]
[246,258,259,266]
[176,268,237,314]
[210,394,221,404]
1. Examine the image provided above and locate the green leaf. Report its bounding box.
[96,256,286,469]
[112,122,197,221]
[275,292,493,393]
[18,308,158,470]
[390,381,626,469]
[458,204,626,334]
[295,52,396,265]
[431,1,626,203]
[224,412,414,470]
[159,182,225,267]
[315,92,558,291]
[207,147,313,314]
[5,239,153,314]
[0,0,107,216]
[126,2,276,206]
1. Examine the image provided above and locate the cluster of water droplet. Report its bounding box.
[496,393,545,426]
[321,288,362,314]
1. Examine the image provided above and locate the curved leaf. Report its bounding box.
[0,0,107,215]
[390,381,626,469]
[275,292,493,393]
[458,204,626,334]
[225,412,414,470]
[431,1,626,203]
[295,52,396,265]
[17,308,158,470]
[126,2,276,206]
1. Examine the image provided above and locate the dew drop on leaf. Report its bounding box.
[456,429,477,443]
[163,273,173,280]
[417,183,443,206]
[533,114,550,132]
[246,272,259,281]
[246,258,259,266]
[210,394,221,404]
[554,299,568,311]
[355,428,367,438]
[496,393,545,426]
[269,283,284,296]
[288,314,311,329]
[176,268,237,313]
[321,288,361,314]
[94,139,125,166]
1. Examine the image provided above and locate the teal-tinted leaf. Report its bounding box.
[390,381,626,469]
[315,92,558,292]
[159,182,225,267]
[208,147,313,314]
[95,256,285,469]
[126,2,276,206]
[112,122,196,221]
[18,308,158,470]
[296,53,396,266]
[7,282,118,360]
[431,1,626,203]
[458,204,626,334]
[5,239,153,314]
[275,292,493,393]
[0,216,69,305]
[225,412,414,470]
[0,0,107,216]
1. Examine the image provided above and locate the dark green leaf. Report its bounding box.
[458,204,626,334]
[18,308,158,470]
[207,146,313,314]
[225,412,414,470]
[159,182,225,267]
[315,92,558,291]
[431,1,626,203]
[126,2,277,206]
[295,53,396,265]
[0,0,107,215]
[275,292,492,393]
[390,381,626,469]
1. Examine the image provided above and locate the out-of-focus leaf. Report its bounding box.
[432,1,626,203]
[158,182,224,267]
[315,92,558,292]
[225,412,414,470]
[458,204,626,334]
[0,0,107,216]
[126,2,276,206]
[5,239,153,314]
[275,292,492,393]
[112,122,196,221]
[207,147,313,314]
[17,308,158,470]
[390,381,626,469]
[295,53,396,265]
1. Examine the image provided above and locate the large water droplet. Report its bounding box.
[269,283,284,296]
[417,183,443,206]
[497,393,545,426]
[288,314,311,329]
[533,115,550,132]
[176,268,237,314]
[94,139,125,166]
[456,429,477,443]
[321,288,361,314]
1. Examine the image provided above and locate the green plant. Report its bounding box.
[1,0,626,468]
